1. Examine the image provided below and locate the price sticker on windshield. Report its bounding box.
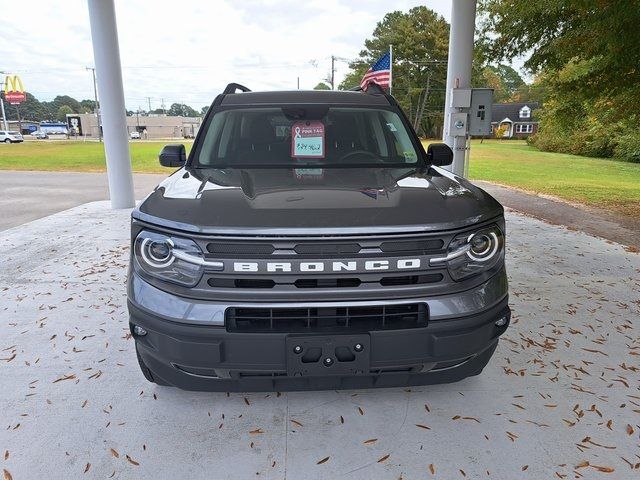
[291,121,325,158]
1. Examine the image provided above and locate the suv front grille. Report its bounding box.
[226,303,427,333]
[193,231,454,301]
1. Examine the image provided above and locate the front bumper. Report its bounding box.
[128,269,510,391]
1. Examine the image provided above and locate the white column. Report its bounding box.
[443,0,477,177]
[87,0,135,209]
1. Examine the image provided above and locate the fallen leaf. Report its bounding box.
[53,374,76,383]
[363,438,378,445]
[3,451,7,461]
[316,456,330,465]
[290,419,303,428]
[590,465,614,473]
[377,454,390,463]
[110,448,119,458]
[358,407,364,416]
[3,469,12,480]
[429,464,435,475]
[415,424,431,430]
[84,463,91,473]
[626,424,634,435]
[125,455,140,466]
[249,428,264,435]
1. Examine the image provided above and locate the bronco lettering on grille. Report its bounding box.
[233,259,422,273]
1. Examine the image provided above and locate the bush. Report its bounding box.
[614,131,640,163]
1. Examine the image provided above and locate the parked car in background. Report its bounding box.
[130,131,141,139]
[0,131,24,143]
[30,131,49,140]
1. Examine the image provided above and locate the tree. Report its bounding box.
[478,64,526,102]
[201,105,209,115]
[167,102,199,117]
[480,0,640,97]
[56,105,73,122]
[313,82,331,90]
[339,6,450,137]
[2,92,43,120]
[479,0,640,160]
[79,99,97,113]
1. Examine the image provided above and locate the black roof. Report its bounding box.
[491,102,539,123]
[220,90,391,106]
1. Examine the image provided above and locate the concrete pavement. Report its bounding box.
[0,170,165,231]
[1,202,638,479]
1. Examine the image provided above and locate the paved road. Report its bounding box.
[0,170,166,231]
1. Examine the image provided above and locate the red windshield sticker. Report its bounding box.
[291,121,325,158]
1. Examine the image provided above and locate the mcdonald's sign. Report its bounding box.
[4,75,26,105]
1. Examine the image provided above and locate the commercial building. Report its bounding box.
[66,113,202,139]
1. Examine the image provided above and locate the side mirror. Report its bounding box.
[159,144,186,167]
[426,143,453,166]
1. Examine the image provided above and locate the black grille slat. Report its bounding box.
[207,243,275,255]
[380,239,444,253]
[226,304,427,333]
[293,243,361,255]
[379,274,443,286]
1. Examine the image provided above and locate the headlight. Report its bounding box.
[432,224,504,281]
[134,230,205,287]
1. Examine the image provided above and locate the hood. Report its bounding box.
[134,167,503,234]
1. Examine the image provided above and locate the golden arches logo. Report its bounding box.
[3,75,26,104]
[4,75,25,94]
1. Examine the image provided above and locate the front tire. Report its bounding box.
[4,139,11,144]
[136,345,170,386]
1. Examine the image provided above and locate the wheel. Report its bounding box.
[4,139,11,144]
[136,345,170,386]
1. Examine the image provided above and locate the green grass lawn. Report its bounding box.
[0,140,192,174]
[465,140,640,219]
[1,138,639,218]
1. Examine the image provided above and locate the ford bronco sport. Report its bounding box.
[128,83,510,391]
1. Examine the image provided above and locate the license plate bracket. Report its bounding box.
[286,334,370,377]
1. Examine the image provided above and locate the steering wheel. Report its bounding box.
[337,150,379,163]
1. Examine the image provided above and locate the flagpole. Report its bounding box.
[389,44,393,95]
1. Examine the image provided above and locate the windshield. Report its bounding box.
[194,106,421,168]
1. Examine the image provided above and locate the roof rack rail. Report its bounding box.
[348,83,386,95]
[223,83,251,94]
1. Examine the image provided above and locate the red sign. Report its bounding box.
[5,91,26,104]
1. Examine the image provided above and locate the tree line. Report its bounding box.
[1,93,206,122]
[339,3,639,162]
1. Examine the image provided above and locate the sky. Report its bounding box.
[0,0,456,111]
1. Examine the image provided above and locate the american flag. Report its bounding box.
[360,52,391,90]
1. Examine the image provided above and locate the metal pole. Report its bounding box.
[388,45,393,96]
[87,0,135,209]
[0,97,7,132]
[330,55,335,90]
[442,0,477,177]
[86,67,102,142]
[15,104,21,134]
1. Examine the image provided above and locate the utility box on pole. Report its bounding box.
[468,88,493,137]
